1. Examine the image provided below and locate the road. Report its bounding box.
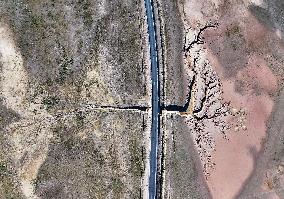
[144,0,160,198]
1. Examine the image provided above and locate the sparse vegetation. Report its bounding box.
[42,96,59,109]
[0,0,148,198]
[129,139,144,178]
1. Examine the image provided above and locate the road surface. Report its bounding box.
[144,0,160,198]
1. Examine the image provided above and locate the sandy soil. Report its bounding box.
[206,61,275,198]
[204,9,281,199]
[180,0,284,198]
[0,23,28,116]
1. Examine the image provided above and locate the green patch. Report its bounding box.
[57,46,74,84]
[30,14,45,29]
[111,177,124,198]
[42,96,60,109]
[62,137,76,150]
[225,24,241,37]
[75,110,85,126]
[0,163,8,178]
[0,157,23,198]
[129,139,144,178]
[82,4,93,26]
[45,77,54,87]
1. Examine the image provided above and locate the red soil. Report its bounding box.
[205,20,278,198]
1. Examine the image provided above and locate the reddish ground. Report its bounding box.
[182,0,284,198]
[206,51,276,198]
[204,10,279,199]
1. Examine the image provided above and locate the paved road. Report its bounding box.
[144,0,160,198]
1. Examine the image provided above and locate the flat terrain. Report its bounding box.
[0,0,151,108]
[158,0,284,198]
[160,112,211,198]
[0,109,149,199]
[0,1,151,198]
[155,0,187,107]
[1,0,284,198]
[202,1,284,198]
